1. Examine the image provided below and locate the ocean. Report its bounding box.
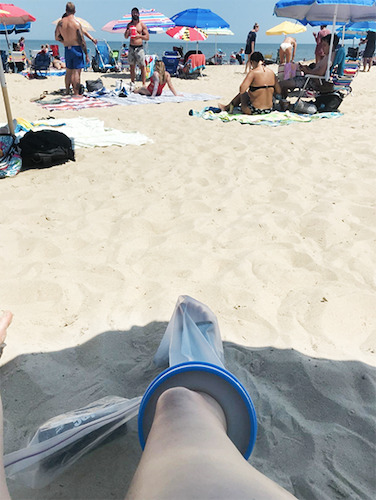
[0,38,328,63]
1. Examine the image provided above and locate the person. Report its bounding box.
[134,60,181,97]
[359,30,376,72]
[236,47,245,65]
[54,2,96,95]
[124,7,149,88]
[218,52,281,115]
[279,36,297,64]
[52,56,66,70]
[313,25,331,64]
[279,34,336,99]
[18,37,25,51]
[245,23,259,74]
[0,311,298,500]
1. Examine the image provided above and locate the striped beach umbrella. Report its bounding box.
[103,8,174,33]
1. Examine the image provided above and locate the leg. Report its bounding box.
[134,87,151,96]
[71,69,81,95]
[285,46,293,64]
[279,48,286,64]
[218,93,242,112]
[130,64,136,83]
[279,78,297,99]
[126,387,297,500]
[65,68,72,94]
[140,66,146,87]
[240,92,253,115]
[245,54,251,73]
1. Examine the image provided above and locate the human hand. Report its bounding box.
[86,54,90,63]
[93,38,98,45]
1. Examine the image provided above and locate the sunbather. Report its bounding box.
[218,52,281,115]
[134,60,181,97]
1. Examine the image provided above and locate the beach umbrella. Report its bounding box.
[266,20,307,35]
[170,8,229,30]
[274,0,376,79]
[102,8,174,33]
[0,4,36,135]
[166,26,208,41]
[166,25,207,54]
[53,17,95,32]
[204,27,234,58]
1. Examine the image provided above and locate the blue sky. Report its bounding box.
[13,0,318,43]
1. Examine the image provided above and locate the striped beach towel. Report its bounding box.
[39,96,116,111]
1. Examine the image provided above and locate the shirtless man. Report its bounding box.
[54,2,94,95]
[124,7,149,88]
[279,36,297,64]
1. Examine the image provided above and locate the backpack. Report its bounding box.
[19,130,75,169]
[314,92,343,113]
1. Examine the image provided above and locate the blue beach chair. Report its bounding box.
[92,39,117,73]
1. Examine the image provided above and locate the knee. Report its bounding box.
[156,386,198,414]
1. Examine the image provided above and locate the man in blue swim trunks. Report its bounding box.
[55,2,96,95]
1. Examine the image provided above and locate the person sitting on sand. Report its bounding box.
[279,36,297,64]
[52,56,66,70]
[0,310,298,500]
[218,52,281,115]
[134,60,181,97]
[279,34,337,99]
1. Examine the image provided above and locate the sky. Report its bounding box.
[11,0,319,44]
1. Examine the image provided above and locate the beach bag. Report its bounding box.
[19,130,75,169]
[278,62,299,81]
[0,134,22,178]
[85,78,103,92]
[314,92,343,112]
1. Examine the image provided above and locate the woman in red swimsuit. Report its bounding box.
[134,61,181,97]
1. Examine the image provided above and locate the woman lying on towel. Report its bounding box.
[134,60,181,97]
[219,52,281,115]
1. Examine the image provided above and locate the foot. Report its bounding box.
[218,103,229,112]
[0,311,13,346]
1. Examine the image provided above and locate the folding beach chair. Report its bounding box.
[178,53,206,79]
[91,39,117,73]
[8,51,26,73]
[30,51,50,78]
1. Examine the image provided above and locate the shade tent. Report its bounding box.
[274,0,376,79]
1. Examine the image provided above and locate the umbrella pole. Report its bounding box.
[3,24,10,51]
[215,34,217,62]
[342,25,345,46]
[0,55,15,135]
[325,5,338,81]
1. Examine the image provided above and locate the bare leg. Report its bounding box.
[140,66,146,87]
[71,69,81,96]
[130,64,136,83]
[218,93,241,112]
[133,87,151,96]
[279,48,286,64]
[0,311,13,500]
[65,68,72,94]
[240,92,252,115]
[125,387,297,500]
[245,54,251,74]
[285,46,293,64]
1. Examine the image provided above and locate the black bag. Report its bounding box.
[19,130,75,169]
[86,78,103,92]
[314,92,343,113]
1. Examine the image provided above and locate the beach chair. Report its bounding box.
[92,39,118,73]
[50,44,59,58]
[178,53,206,79]
[30,51,51,78]
[8,51,25,73]
[162,51,180,76]
[0,50,9,72]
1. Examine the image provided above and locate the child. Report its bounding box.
[134,60,181,97]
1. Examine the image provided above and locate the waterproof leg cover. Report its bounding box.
[138,361,257,460]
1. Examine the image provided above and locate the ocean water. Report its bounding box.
[0,39,325,63]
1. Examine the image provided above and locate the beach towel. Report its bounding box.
[39,95,116,112]
[14,117,151,149]
[190,107,343,127]
[186,54,205,73]
[93,89,220,107]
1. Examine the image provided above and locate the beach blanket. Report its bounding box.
[90,89,220,106]
[15,117,151,149]
[191,107,343,126]
[39,95,116,111]
[21,69,66,77]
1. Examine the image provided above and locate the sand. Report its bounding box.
[0,64,375,500]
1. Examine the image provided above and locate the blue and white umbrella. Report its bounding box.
[170,8,229,30]
[274,0,376,78]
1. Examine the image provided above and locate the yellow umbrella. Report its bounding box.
[266,21,306,36]
[52,17,95,32]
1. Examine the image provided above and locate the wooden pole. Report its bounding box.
[0,55,15,135]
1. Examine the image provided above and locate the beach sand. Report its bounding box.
[0,65,375,500]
